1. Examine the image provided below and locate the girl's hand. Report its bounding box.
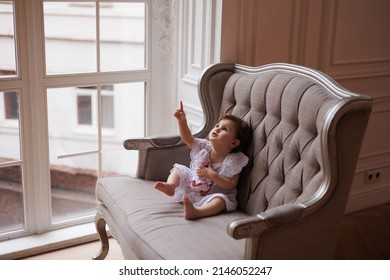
[195,165,214,179]
[173,101,186,122]
[197,165,240,191]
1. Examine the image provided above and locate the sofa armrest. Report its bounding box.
[228,203,306,239]
[228,214,269,239]
[123,135,182,151]
[123,135,189,181]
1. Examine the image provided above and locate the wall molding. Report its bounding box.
[177,0,222,129]
[183,103,203,133]
[330,0,390,66]
[356,151,390,173]
[239,0,305,65]
[355,96,390,172]
[148,0,178,135]
[331,71,390,81]
[346,185,390,213]
[180,0,220,84]
[371,96,390,113]
[323,0,390,78]
[153,0,177,66]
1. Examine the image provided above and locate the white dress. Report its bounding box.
[172,138,249,211]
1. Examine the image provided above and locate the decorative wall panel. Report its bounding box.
[221,0,390,212]
[177,0,221,132]
[323,0,390,78]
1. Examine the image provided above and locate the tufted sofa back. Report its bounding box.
[198,63,371,217]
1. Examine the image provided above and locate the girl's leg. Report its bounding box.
[154,168,180,196]
[182,195,226,220]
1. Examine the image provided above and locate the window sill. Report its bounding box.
[0,222,102,260]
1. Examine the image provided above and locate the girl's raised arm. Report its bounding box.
[174,101,195,149]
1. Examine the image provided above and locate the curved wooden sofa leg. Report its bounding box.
[92,212,110,260]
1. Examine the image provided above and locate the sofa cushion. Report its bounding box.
[96,176,247,259]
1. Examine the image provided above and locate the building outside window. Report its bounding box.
[3,91,18,120]
[76,85,114,128]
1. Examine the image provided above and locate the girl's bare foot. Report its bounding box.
[154,181,175,196]
[183,196,226,220]
[183,195,198,220]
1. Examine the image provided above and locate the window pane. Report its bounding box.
[100,3,146,71]
[0,91,20,160]
[51,154,97,222]
[102,82,144,177]
[0,90,23,234]
[0,1,17,78]
[44,2,97,74]
[47,87,98,161]
[0,165,24,234]
[101,95,114,128]
[47,87,98,222]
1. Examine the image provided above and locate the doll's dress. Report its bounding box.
[172,138,249,211]
[190,148,213,194]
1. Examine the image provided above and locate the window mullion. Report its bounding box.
[97,86,102,178]
[95,2,102,178]
[18,0,52,234]
[31,0,52,233]
[96,1,101,73]
[42,71,151,88]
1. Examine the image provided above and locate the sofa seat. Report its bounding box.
[96,176,246,259]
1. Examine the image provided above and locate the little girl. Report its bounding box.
[155,101,252,220]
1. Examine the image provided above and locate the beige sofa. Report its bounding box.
[93,63,371,259]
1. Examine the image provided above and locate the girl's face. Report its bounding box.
[209,119,240,150]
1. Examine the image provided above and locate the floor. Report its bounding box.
[23,203,390,260]
[334,203,390,259]
[24,237,124,260]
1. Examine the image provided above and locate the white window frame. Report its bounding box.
[0,0,156,242]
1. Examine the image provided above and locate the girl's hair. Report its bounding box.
[217,114,253,153]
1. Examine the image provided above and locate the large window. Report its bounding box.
[0,0,150,240]
[0,0,222,253]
